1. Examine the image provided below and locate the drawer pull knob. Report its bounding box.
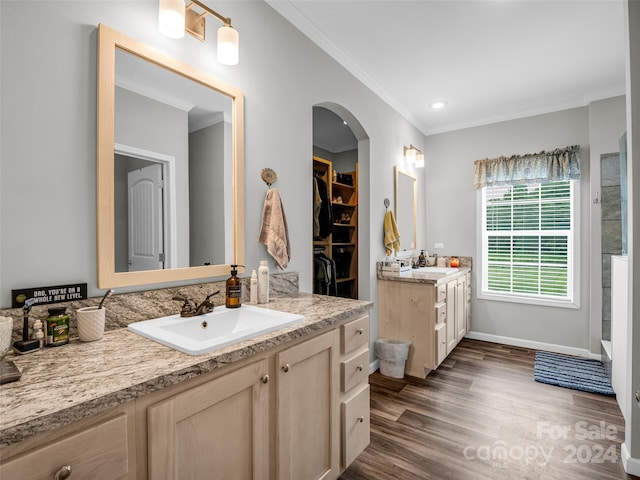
[262,374,269,384]
[357,416,364,423]
[356,328,364,335]
[282,364,290,373]
[357,365,364,371]
[54,465,72,480]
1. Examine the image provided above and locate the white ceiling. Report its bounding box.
[267,0,626,137]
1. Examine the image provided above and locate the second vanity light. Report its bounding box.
[158,0,239,65]
[403,145,425,168]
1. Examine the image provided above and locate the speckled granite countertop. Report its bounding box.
[0,293,372,449]
[377,266,471,285]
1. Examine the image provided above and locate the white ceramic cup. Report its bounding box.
[0,316,13,358]
[76,307,106,342]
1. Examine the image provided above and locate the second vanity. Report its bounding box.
[0,293,372,480]
[378,263,471,378]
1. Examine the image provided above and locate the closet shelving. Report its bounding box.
[313,155,358,299]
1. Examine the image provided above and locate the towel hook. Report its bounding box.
[261,168,277,188]
[384,198,390,210]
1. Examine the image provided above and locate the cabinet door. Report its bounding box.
[435,322,447,366]
[277,330,340,480]
[147,359,270,480]
[341,385,370,467]
[445,280,457,354]
[465,273,472,332]
[456,277,467,341]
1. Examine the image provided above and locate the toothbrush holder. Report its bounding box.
[76,307,106,342]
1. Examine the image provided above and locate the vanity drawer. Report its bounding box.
[436,322,447,366]
[435,303,447,324]
[341,315,369,355]
[436,284,447,303]
[341,348,369,393]
[341,384,370,468]
[0,413,129,480]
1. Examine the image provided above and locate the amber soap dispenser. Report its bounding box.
[226,264,242,308]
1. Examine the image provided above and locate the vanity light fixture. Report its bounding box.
[403,145,424,168]
[403,145,417,164]
[158,0,239,65]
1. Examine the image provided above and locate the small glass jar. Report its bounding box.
[45,307,69,346]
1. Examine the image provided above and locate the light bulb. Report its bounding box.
[217,25,239,65]
[405,147,416,164]
[159,0,185,39]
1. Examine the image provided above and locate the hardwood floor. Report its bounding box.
[340,338,638,480]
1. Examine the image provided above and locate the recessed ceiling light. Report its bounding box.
[429,100,448,110]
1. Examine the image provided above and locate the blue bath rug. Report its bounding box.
[533,351,615,396]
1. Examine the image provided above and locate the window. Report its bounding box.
[480,180,577,306]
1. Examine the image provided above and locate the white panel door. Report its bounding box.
[128,164,164,271]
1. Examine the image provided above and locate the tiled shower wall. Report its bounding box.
[601,153,622,341]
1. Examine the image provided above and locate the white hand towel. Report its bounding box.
[258,188,291,269]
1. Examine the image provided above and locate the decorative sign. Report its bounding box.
[11,283,88,308]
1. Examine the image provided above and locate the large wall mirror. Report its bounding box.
[394,166,417,251]
[97,24,244,288]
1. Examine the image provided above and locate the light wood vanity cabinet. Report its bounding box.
[378,273,470,377]
[1,313,370,480]
[0,404,135,480]
[141,313,369,480]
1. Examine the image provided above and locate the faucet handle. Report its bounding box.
[205,290,221,301]
[173,296,194,315]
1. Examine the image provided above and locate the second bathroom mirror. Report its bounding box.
[394,166,417,251]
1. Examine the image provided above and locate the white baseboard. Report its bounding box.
[622,443,640,476]
[369,359,379,375]
[465,331,602,361]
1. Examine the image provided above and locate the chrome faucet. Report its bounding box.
[173,290,220,317]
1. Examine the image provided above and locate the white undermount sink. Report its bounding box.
[127,304,304,355]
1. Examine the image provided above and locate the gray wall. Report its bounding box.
[623,0,640,467]
[425,106,614,352]
[189,121,227,266]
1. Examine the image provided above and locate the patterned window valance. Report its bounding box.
[473,145,581,189]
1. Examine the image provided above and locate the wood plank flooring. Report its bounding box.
[340,338,638,480]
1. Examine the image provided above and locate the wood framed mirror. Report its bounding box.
[97,24,244,288]
[394,166,417,251]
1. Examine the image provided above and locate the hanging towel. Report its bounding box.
[384,210,401,255]
[258,188,291,269]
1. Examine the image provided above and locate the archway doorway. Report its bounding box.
[312,104,370,300]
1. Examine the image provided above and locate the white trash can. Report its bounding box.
[374,338,411,378]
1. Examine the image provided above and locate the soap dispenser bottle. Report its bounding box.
[250,270,258,305]
[418,250,426,267]
[226,264,242,308]
[258,260,269,304]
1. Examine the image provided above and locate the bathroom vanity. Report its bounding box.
[0,294,371,480]
[378,265,471,378]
